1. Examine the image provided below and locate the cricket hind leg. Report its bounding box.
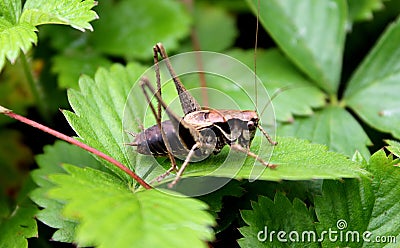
[153,45,163,123]
[153,43,201,115]
[139,77,179,180]
[140,77,202,186]
[230,143,276,169]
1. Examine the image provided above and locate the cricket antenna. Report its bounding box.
[259,86,288,117]
[254,0,260,110]
[259,85,310,117]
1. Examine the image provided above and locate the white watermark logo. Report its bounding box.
[257,219,397,244]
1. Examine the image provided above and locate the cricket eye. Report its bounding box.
[247,121,255,129]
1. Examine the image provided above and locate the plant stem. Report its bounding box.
[20,53,49,120]
[0,106,152,190]
[182,0,209,107]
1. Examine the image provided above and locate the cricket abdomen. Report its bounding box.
[131,120,189,157]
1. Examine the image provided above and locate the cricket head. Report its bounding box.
[213,109,277,147]
[225,110,259,147]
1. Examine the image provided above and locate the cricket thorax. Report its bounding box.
[183,109,259,128]
[184,109,259,151]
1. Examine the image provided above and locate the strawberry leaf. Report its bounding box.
[165,48,326,122]
[20,0,98,31]
[0,0,98,70]
[239,193,317,247]
[169,136,364,186]
[47,164,215,247]
[385,139,400,158]
[0,19,37,68]
[364,150,400,245]
[238,149,400,247]
[181,2,237,52]
[315,179,374,247]
[0,0,21,24]
[89,0,191,59]
[279,106,372,159]
[344,16,400,139]
[0,198,38,248]
[247,0,347,93]
[30,141,103,242]
[63,63,148,182]
[315,150,400,246]
[226,49,326,122]
[348,0,384,23]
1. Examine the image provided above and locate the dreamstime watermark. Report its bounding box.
[257,219,397,244]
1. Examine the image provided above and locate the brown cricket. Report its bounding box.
[128,43,277,188]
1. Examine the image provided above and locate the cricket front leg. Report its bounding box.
[168,143,199,188]
[257,124,278,146]
[230,143,276,169]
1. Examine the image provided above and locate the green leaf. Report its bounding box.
[385,139,400,158]
[89,0,191,59]
[344,16,400,139]
[0,0,21,23]
[239,149,400,247]
[0,0,97,70]
[239,193,317,247]
[48,164,215,247]
[279,106,372,159]
[181,3,238,52]
[315,179,374,247]
[364,150,400,246]
[52,51,112,89]
[247,0,347,93]
[20,0,98,31]
[169,49,326,122]
[167,136,364,185]
[30,141,103,243]
[227,49,326,122]
[0,198,38,248]
[347,0,384,23]
[243,180,323,204]
[315,150,400,247]
[63,63,148,182]
[0,19,37,68]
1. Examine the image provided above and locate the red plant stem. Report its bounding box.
[2,109,152,190]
